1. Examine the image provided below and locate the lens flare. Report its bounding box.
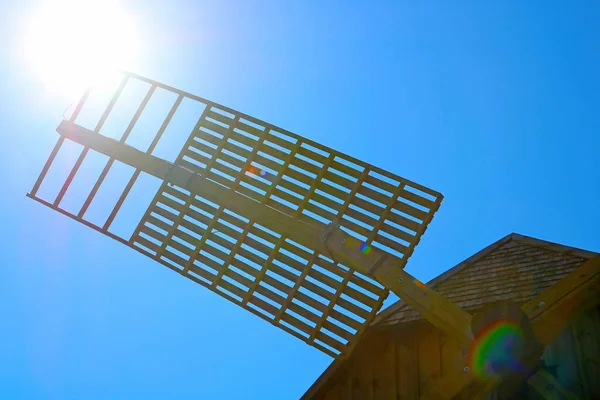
[247,166,268,178]
[468,320,525,379]
[359,242,371,255]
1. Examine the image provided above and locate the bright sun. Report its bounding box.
[20,0,141,100]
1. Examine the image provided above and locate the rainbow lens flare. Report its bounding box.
[247,166,268,178]
[359,242,372,255]
[468,320,525,379]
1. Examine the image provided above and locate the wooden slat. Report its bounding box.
[315,331,346,353]
[279,312,313,337]
[162,184,190,201]
[339,218,372,239]
[146,215,172,234]
[247,225,279,246]
[215,151,245,170]
[271,187,303,208]
[386,211,422,233]
[373,233,410,256]
[195,251,227,273]
[180,158,205,174]
[365,173,397,195]
[166,235,195,258]
[347,274,386,299]
[140,225,167,245]
[323,170,355,191]
[241,236,274,259]
[380,223,416,245]
[247,293,278,317]
[187,262,217,283]
[349,195,386,220]
[282,167,315,188]
[304,201,336,222]
[315,180,351,204]
[296,144,329,165]
[223,268,253,290]
[205,109,235,127]
[188,138,218,158]
[307,268,343,294]
[311,191,343,212]
[216,278,246,302]
[295,291,362,332]
[178,214,209,236]
[238,120,267,139]
[280,239,313,261]
[135,236,161,254]
[289,156,323,177]
[331,159,363,180]
[253,152,283,172]
[208,158,242,181]
[161,248,187,268]
[200,119,230,137]
[171,228,199,249]
[276,178,308,201]
[345,207,377,229]
[239,173,271,194]
[356,184,391,208]
[393,198,429,223]
[156,195,185,214]
[264,132,296,152]
[221,138,252,159]
[258,141,289,163]
[321,319,354,342]
[399,186,436,210]
[229,129,260,149]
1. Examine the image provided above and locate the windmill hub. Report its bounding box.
[468,302,543,381]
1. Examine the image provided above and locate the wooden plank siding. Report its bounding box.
[304,234,599,400]
[310,305,600,400]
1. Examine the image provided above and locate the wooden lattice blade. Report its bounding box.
[27,71,443,359]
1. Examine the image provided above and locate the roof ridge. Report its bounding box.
[373,232,598,325]
[510,233,598,259]
[373,233,515,324]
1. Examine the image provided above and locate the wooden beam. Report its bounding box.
[527,369,580,400]
[523,255,600,344]
[420,256,599,400]
[56,120,331,255]
[58,120,474,350]
[374,260,474,346]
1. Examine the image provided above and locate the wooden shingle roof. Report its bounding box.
[374,233,597,328]
[301,232,598,400]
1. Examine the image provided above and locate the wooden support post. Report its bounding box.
[421,256,600,400]
[528,370,580,400]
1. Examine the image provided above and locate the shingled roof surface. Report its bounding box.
[374,233,598,328]
[301,233,598,400]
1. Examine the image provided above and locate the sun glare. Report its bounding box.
[20,0,141,100]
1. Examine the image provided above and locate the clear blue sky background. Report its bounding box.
[1,1,599,399]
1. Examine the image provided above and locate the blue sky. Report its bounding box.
[1,1,599,399]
